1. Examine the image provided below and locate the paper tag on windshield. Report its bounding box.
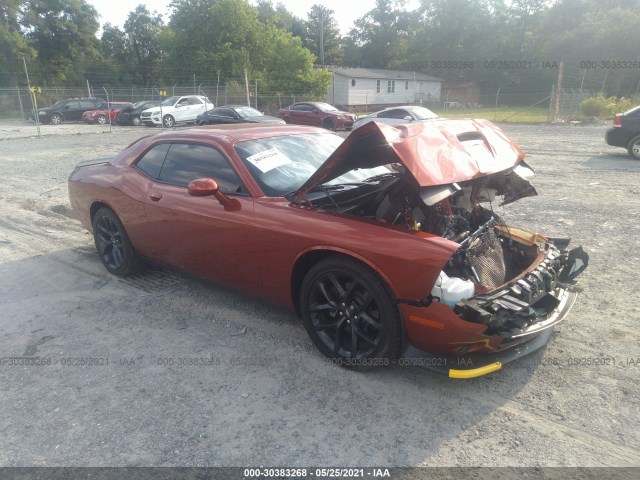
[246,148,291,173]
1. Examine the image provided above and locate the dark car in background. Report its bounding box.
[31,97,105,125]
[116,100,162,126]
[82,102,132,125]
[196,105,285,126]
[605,105,640,159]
[277,102,356,130]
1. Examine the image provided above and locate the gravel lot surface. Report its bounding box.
[0,120,639,467]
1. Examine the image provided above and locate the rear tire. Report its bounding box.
[50,113,63,125]
[627,135,640,159]
[92,207,143,276]
[283,117,291,124]
[132,116,141,126]
[97,114,107,125]
[300,256,402,369]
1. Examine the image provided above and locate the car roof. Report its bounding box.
[145,124,328,144]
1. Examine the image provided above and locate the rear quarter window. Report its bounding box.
[135,143,170,179]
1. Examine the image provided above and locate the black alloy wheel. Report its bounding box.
[300,256,401,368]
[324,118,336,131]
[628,135,640,159]
[92,207,142,276]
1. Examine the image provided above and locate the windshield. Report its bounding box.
[235,106,263,118]
[408,106,438,120]
[235,133,389,197]
[314,102,339,112]
[161,97,179,107]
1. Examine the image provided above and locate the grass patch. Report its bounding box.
[432,106,550,123]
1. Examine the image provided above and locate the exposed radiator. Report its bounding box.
[466,228,507,289]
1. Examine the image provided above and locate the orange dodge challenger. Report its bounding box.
[68,121,588,378]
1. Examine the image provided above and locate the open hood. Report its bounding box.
[293,119,531,203]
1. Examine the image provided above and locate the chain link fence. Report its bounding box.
[0,81,600,122]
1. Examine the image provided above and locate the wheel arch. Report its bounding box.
[89,200,117,229]
[290,247,397,318]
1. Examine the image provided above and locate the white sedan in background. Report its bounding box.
[353,105,438,130]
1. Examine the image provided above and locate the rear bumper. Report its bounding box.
[605,127,632,148]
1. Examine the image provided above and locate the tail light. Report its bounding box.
[613,115,622,127]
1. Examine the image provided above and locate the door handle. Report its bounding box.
[150,192,163,201]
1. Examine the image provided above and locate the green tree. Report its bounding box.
[304,5,342,66]
[0,1,36,84]
[346,0,411,68]
[24,0,100,82]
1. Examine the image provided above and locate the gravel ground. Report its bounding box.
[0,120,639,467]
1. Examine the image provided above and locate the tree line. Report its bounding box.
[2,0,639,97]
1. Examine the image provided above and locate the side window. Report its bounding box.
[177,98,189,106]
[189,97,203,105]
[378,109,399,119]
[135,143,170,179]
[158,143,244,194]
[218,109,236,118]
[290,104,302,111]
[80,100,97,109]
[64,101,80,110]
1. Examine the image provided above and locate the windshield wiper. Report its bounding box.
[363,172,399,183]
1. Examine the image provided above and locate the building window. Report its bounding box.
[376,80,381,93]
[351,79,356,87]
[405,81,409,90]
[387,80,395,93]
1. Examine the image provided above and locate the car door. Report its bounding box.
[171,97,191,122]
[141,142,260,294]
[288,104,306,124]
[211,108,240,124]
[62,100,81,121]
[189,97,207,121]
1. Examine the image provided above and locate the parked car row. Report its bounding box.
[31,96,446,133]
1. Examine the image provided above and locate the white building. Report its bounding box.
[325,67,442,110]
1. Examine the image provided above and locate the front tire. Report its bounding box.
[92,207,143,276]
[324,118,336,131]
[132,116,141,126]
[163,115,175,128]
[300,256,402,368]
[627,135,640,159]
[50,113,63,125]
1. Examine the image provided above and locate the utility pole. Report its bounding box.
[244,66,250,107]
[553,61,564,123]
[23,57,40,138]
[319,11,324,66]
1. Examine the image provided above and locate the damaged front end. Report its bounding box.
[291,120,588,376]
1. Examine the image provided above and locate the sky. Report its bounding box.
[86,0,419,36]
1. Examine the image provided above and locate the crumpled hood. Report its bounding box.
[293,119,527,199]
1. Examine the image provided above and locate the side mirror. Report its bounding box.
[188,178,219,197]
[403,115,413,121]
[187,178,237,209]
[175,103,182,108]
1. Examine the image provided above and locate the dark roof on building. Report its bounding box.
[329,67,442,82]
